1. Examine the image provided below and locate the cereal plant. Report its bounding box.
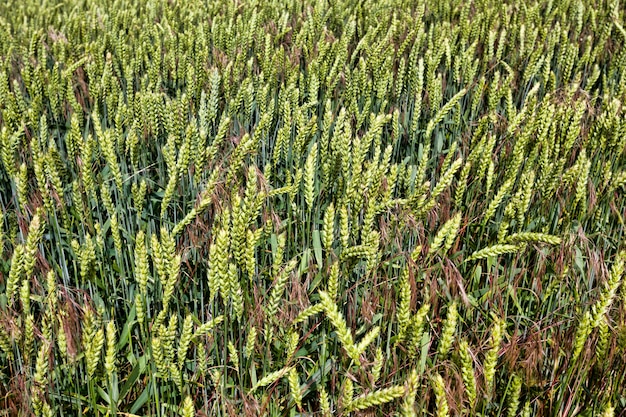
[0,0,625,415]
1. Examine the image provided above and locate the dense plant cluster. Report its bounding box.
[0,0,625,415]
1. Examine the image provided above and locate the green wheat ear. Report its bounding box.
[432,374,449,417]
[345,385,405,412]
[319,290,359,363]
[181,396,195,417]
[437,301,458,358]
[396,267,412,343]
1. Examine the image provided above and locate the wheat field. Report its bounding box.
[0,0,625,415]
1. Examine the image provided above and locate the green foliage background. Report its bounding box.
[0,0,625,415]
